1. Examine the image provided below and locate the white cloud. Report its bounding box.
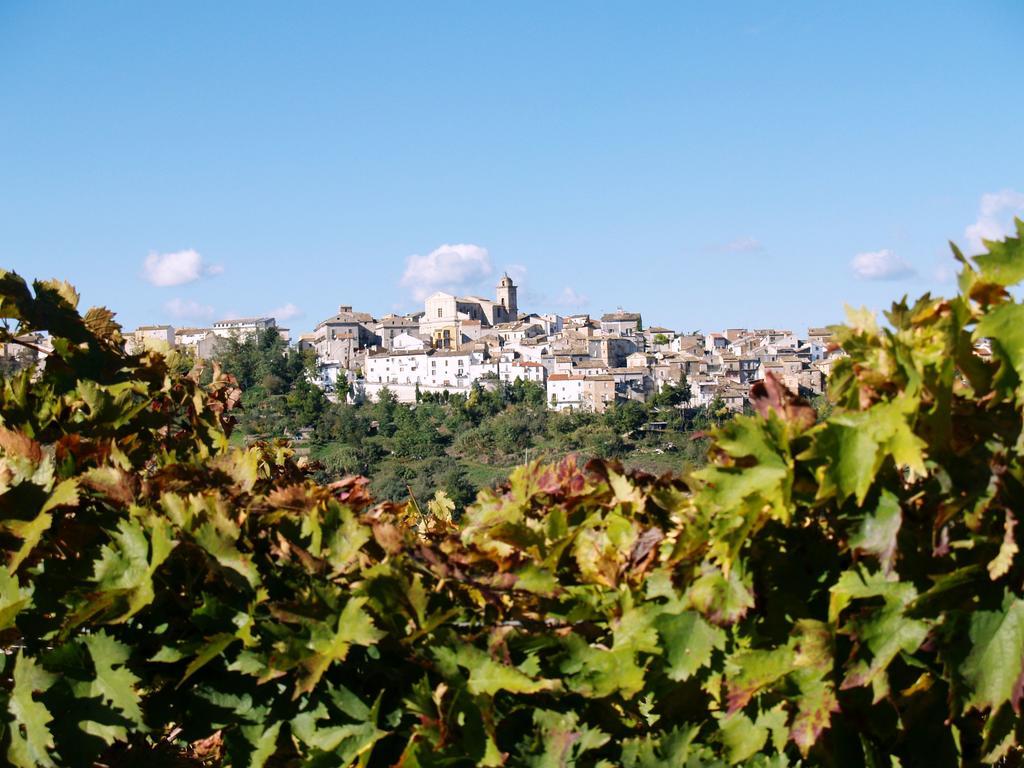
[964,189,1024,255]
[400,243,493,302]
[164,297,215,320]
[556,286,589,310]
[714,236,764,254]
[850,249,916,281]
[268,303,302,321]
[143,249,224,287]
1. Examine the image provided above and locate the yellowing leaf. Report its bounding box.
[445,644,558,697]
[987,511,1018,580]
[7,652,56,768]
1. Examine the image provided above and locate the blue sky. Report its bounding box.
[2,2,1022,334]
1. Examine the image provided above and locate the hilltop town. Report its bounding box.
[101,275,844,414]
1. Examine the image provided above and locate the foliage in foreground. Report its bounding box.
[0,224,1023,766]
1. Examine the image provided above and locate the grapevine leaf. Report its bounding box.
[445,644,558,697]
[296,597,385,696]
[558,635,647,699]
[7,652,56,768]
[195,519,261,588]
[840,604,929,700]
[5,513,53,574]
[686,564,755,626]
[524,709,610,765]
[804,397,926,505]
[725,646,796,714]
[975,302,1024,392]
[239,721,282,768]
[180,633,238,687]
[0,569,31,630]
[849,490,902,573]
[426,489,455,523]
[973,217,1024,287]
[789,679,839,757]
[987,511,1018,580]
[718,711,768,765]
[656,610,726,682]
[961,594,1024,715]
[80,631,145,728]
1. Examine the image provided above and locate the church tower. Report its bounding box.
[496,273,518,321]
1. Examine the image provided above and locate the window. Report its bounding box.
[437,308,443,317]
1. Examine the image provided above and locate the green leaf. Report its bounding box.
[179,633,238,687]
[240,721,282,768]
[840,604,929,701]
[195,517,260,588]
[725,645,796,714]
[296,597,385,696]
[849,490,902,573]
[447,644,558,697]
[975,302,1024,391]
[718,711,768,765]
[657,610,726,682]
[525,709,610,767]
[973,217,1024,287]
[92,516,175,621]
[80,631,144,728]
[961,594,1024,714]
[804,396,926,505]
[7,652,56,768]
[291,694,386,763]
[686,564,755,626]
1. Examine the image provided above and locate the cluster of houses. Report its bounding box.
[126,316,286,358]
[300,276,842,413]
[119,274,844,413]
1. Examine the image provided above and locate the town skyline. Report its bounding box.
[119,270,842,417]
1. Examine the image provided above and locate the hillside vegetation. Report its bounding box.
[0,223,1022,766]
[212,330,725,507]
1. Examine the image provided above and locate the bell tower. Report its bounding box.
[496,273,518,321]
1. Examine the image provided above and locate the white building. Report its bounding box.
[211,317,277,341]
[358,343,545,403]
[547,374,584,410]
